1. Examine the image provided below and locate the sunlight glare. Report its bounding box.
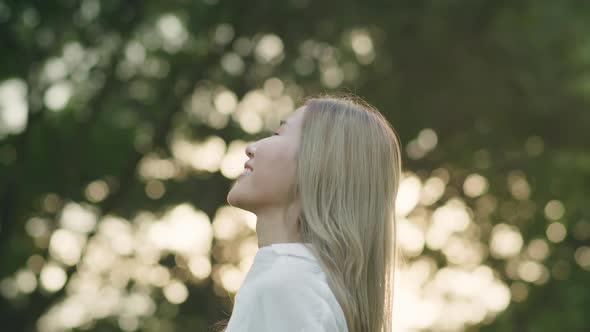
[396,173,422,217]
[490,223,523,259]
[40,262,67,292]
[0,78,28,135]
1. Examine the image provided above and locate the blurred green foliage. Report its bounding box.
[0,0,589,331]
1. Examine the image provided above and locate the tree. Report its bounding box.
[1,0,589,331]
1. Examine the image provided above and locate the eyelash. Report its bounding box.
[273,132,279,136]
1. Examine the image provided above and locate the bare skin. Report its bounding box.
[227,106,306,248]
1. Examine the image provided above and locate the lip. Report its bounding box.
[238,169,252,180]
[244,161,254,171]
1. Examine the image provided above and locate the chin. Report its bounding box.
[227,189,238,207]
[227,187,245,209]
[228,195,257,215]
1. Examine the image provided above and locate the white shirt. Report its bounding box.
[225,242,348,332]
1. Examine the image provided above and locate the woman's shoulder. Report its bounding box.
[231,245,348,331]
[265,254,323,285]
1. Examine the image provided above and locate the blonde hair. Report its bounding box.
[294,94,403,332]
[214,93,403,332]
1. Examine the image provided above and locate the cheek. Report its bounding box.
[253,145,297,193]
[227,143,298,208]
[269,146,296,167]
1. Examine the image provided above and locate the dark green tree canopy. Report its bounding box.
[1,1,589,331]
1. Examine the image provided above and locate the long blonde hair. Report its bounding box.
[294,94,403,332]
[213,94,403,332]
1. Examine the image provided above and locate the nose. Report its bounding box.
[246,142,256,158]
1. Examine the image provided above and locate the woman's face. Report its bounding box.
[227,106,306,212]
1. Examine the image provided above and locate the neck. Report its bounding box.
[254,204,302,248]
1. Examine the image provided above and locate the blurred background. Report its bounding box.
[1,0,589,331]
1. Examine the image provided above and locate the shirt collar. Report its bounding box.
[266,242,318,262]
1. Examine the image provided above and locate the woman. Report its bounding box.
[217,94,403,332]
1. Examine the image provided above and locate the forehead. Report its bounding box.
[282,106,306,124]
